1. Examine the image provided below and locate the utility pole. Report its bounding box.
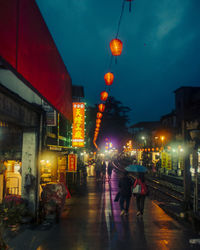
[192,146,198,213]
[186,121,200,213]
[182,120,192,210]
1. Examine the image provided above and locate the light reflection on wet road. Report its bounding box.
[10,171,200,250]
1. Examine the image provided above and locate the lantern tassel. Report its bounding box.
[129,2,131,12]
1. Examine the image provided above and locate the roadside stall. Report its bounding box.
[39,152,70,220]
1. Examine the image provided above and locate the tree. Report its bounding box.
[98,96,131,150]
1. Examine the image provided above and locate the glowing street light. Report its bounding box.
[160,136,165,147]
[141,136,146,147]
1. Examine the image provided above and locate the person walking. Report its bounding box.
[133,173,148,217]
[118,171,133,216]
[95,160,101,181]
[101,161,106,182]
[107,161,113,181]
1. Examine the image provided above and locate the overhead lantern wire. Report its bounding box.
[93,0,128,148]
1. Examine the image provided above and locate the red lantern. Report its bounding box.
[110,39,123,56]
[100,91,108,101]
[104,72,114,86]
[98,103,105,112]
[97,112,103,119]
[96,123,100,128]
[96,119,101,124]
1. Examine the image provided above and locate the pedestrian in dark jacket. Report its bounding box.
[101,161,106,182]
[107,161,113,181]
[133,173,148,217]
[95,160,101,181]
[118,171,133,216]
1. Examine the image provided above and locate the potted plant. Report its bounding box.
[0,195,28,249]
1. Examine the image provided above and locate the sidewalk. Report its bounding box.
[9,171,200,250]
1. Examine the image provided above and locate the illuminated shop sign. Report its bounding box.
[72,103,85,147]
[68,154,77,172]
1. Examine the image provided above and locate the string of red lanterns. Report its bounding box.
[93,0,134,148]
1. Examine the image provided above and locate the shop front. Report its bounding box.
[0,84,42,216]
[40,151,67,185]
[0,0,73,217]
[0,121,23,202]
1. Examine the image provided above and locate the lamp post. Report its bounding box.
[189,129,200,213]
[160,136,165,148]
[141,136,146,147]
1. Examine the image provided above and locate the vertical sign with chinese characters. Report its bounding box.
[161,152,167,168]
[72,103,85,147]
[68,154,77,172]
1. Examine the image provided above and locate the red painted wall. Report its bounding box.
[0,0,72,121]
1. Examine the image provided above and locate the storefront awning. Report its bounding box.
[0,0,72,121]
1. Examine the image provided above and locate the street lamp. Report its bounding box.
[141,136,146,147]
[160,136,165,147]
[189,129,200,213]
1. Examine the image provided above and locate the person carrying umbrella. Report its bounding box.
[125,164,148,217]
[118,171,134,216]
[133,172,148,217]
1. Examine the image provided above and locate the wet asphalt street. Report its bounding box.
[9,171,200,250]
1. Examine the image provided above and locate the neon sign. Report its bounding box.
[72,103,85,147]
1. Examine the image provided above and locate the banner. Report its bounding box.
[72,103,85,147]
[161,152,172,170]
[68,154,77,172]
[161,152,167,168]
[166,153,172,170]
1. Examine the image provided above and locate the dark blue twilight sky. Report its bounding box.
[36,0,200,124]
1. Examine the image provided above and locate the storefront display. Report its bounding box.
[40,160,52,183]
[4,161,22,196]
[40,154,67,184]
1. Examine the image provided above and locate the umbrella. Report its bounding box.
[125,165,147,173]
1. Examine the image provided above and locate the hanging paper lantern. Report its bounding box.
[104,72,114,86]
[96,119,101,124]
[98,103,105,112]
[110,38,123,56]
[97,112,103,119]
[96,123,100,128]
[100,91,108,101]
